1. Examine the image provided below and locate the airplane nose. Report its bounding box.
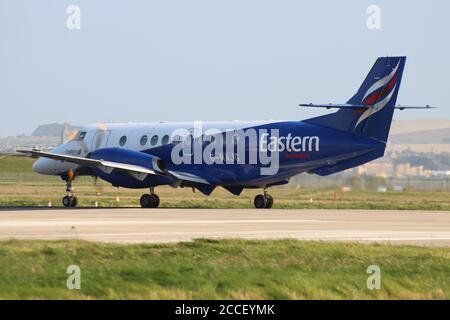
[32,158,44,174]
[32,156,77,175]
[32,158,52,174]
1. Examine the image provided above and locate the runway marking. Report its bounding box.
[0,219,328,227]
[3,230,450,238]
[0,208,449,246]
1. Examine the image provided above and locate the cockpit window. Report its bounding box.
[76,131,87,141]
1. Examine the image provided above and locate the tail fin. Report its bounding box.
[304,56,406,142]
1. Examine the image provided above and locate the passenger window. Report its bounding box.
[150,135,158,146]
[140,135,148,146]
[119,135,127,146]
[161,135,170,145]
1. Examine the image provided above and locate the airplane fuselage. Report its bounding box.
[33,120,385,192]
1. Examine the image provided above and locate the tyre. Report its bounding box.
[140,194,160,208]
[265,195,273,209]
[140,194,151,208]
[254,194,267,209]
[62,196,71,208]
[70,196,78,207]
[149,194,160,208]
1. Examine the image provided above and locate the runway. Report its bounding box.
[0,208,449,246]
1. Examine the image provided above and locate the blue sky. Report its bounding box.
[0,0,448,136]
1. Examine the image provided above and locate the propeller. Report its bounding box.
[61,122,80,144]
[91,123,109,152]
[92,175,103,195]
[66,128,80,142]
[77,123,109,155]
[88,124,109,195]
[64,124,109,197]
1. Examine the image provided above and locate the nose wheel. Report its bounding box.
[140,187,160,208]
[62,176,78,208]
[254,190,274,209]
[62,195,78,208]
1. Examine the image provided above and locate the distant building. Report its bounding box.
[354,161,394,178]
[346,160,440,178]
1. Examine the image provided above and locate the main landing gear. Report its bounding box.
[62,178,78,208]
[254,189,273,209]
[140,187,160,208]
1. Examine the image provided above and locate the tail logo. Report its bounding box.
[354,61,400,129]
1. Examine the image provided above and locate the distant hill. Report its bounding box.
[390,127,450,144]
[390,119,450,144]
[32,123,77,137]
[390,119,450,135]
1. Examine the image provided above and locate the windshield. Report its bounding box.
[70,130,86,141]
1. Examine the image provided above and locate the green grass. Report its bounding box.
[0,239,448,299]
[1,155,450,210]
[0,155,35,172]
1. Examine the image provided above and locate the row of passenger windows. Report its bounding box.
[78,131,223,147]
[118,134,171,147]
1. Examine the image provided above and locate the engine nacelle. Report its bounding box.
[89,147,166,173]
[87,148,172,188]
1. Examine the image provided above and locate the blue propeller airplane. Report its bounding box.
[18,56,432,208]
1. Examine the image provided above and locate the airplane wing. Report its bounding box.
[0,152,25,156]
[16,149,210,184]
[168,170,210,185]
[17,149,158,175]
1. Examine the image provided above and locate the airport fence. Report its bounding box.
[288,174,450,192]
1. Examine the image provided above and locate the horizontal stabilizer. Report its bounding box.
[299,103,367,109]
[299,103,434,110]
[395,104,435,110]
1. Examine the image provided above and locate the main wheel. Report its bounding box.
[140,194,160,208]
[254,194,267,209]
[149,194,160,208]
[264,194,273,209]
[140,194,151,208]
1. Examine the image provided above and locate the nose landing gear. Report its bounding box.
[62,177,78,208]
[254,189,274,209]
[140,187,160,208]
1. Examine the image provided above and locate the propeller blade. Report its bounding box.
[92,176,103,195]
[93,123,109,151]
